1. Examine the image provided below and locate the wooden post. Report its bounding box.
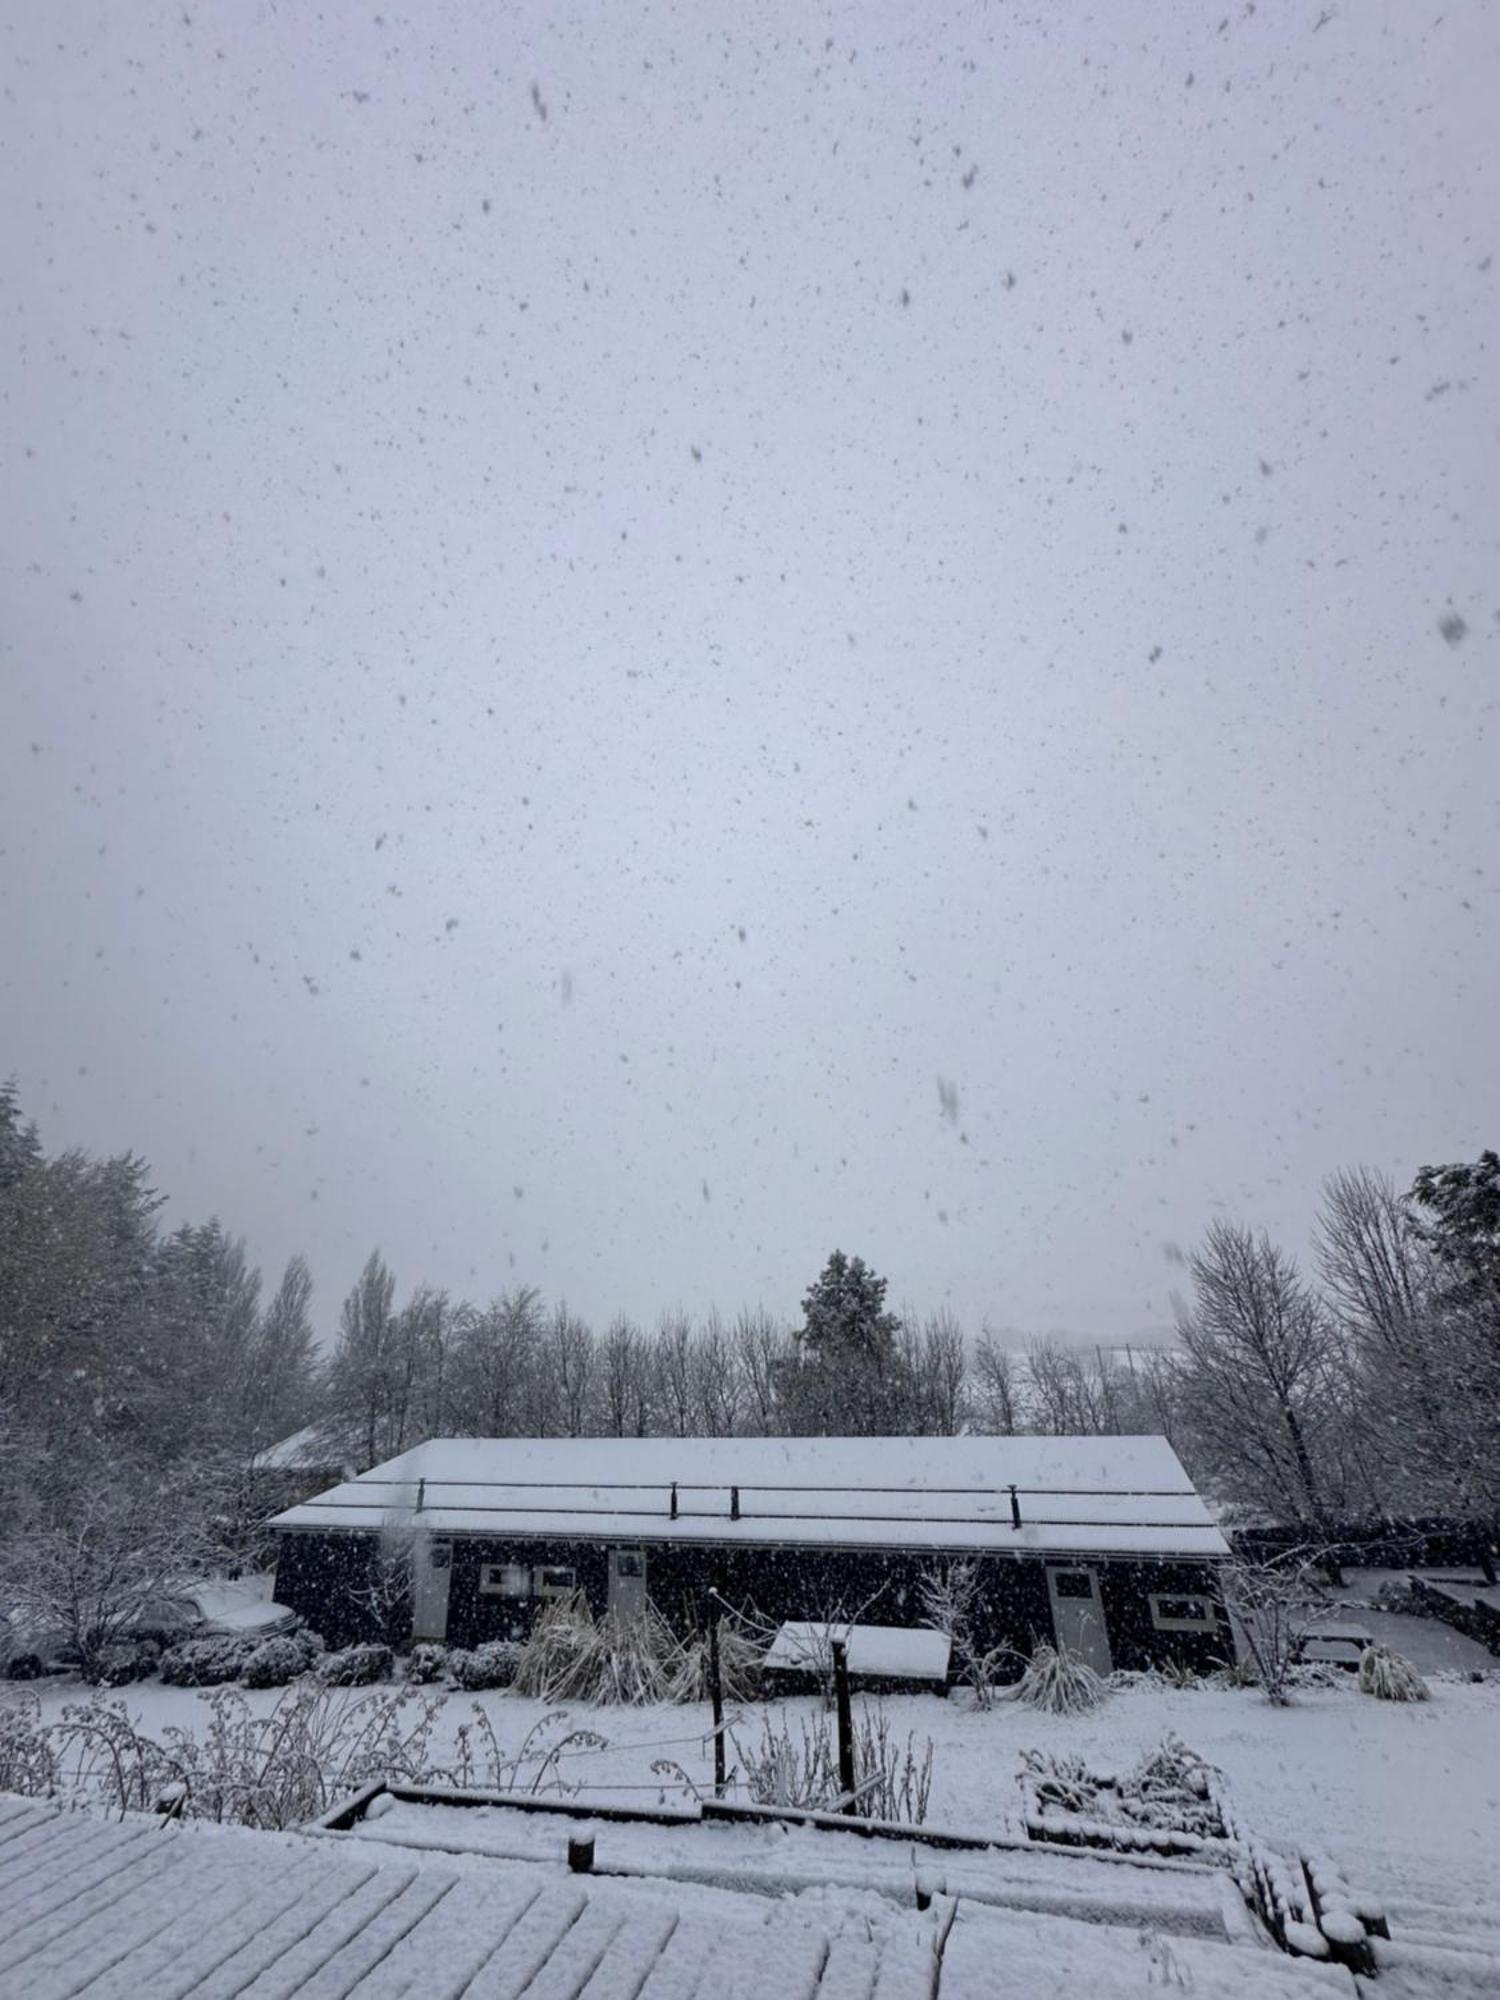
[831,1639,856,1815]
[730,1484,740,1521]
[567,1830,595,1873]
[670,1480,678,1521]
[1008,1484,1021,1529]
[708,1608,726,1797]
[416,1478,426,1514]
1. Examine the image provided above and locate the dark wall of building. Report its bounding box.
[444,1537,1059,1662]
[1096,1559,1231,1674]
[275,1531,394,1650]
[276,1527,1227,1673]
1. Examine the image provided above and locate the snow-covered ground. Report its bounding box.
[21,1672,1499,1916]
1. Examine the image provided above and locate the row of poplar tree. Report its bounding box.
[2,1080,1497,1550]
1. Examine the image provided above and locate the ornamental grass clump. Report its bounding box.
[1014,1642,1108,1715]
[512,1591,599,1702]
[1357,1644,1429,1703]
[512,1591,766,1706]
[670,1614,766,1704]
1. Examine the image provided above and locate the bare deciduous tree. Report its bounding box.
[1173,1221,1345,1532]
[548,1304,595,1438]
[599,1315,650,1436]
[692,1312,743,1437]
[0,1476,217,1680]
[1220,1549,1324,1705]
[971,1328,1022,1434]
[653,1310,695,1437]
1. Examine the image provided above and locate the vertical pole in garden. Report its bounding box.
[708,1605,726,1796]
[831,1639,856,1813]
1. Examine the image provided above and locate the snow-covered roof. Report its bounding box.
[250,1425,349,1474]
[271,1434,1227,1560]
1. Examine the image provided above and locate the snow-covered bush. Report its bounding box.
[2,1652,50,1682]
[159,1634,256,1687]
[316,1642,393,1687]
[46,1683,451,1828]
[1013,1642,1107,1715]
[1020,1737,1232,1857]
[242,1629,322,1689]
[665,1615,765,1704]
[1220,1553,1324,1705]
[89,1638,160,1687]
[918,1558,1005,1702]
[1356,1644,1429,1702]
[448,1640,525,1691]
[0,1692,58,1796]
[403,1641,451,1685]
[0,1677,615,1828]
[733,1701,933,1822]
[1118,1734,1224,1837]
[0,1482,222,1685]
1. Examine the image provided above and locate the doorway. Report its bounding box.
[1044,1564,1112,1675]
[608,1547,647,1620]
[411,1537,452,1642]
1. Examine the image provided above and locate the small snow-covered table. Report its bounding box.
[762,1620,952,1689]
[1298,1622,1372,1670]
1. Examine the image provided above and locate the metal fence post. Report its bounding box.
[831,1639,856,1814]
[708,1605,726,1797]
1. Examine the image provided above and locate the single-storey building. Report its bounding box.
[249,1424,358,1512]
[270,1433,1231,1676]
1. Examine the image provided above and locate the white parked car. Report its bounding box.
[132,1575,301,1645]
[2,1574,299,1674]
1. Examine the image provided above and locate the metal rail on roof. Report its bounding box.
[287,1474,1210,1536]
[335,1477,1198,1500]
[290,1501,1208,1533]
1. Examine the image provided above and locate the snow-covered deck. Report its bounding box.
[272,1434,1229,1561]
[0,1792,941,1999]
[0,1788,1370,1997]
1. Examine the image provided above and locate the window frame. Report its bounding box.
[478,1561,532,1598]
[1051,1569,1097,1601]
[1148,1591,1217,1632]
[533,1564,577,1598]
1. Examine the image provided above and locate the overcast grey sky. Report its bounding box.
[2,1,1496,1345]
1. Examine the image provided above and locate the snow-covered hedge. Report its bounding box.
[448,1640,524,1691]
[402,1642,451,1685]
[243,1630,323,1689]
[316,1642,393,1687]
[160,1634,256,1687]
[89,1639,161,1687]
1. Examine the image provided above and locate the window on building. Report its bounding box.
[1149,1593,1216,1631]
[479,1562,532,1597]
[614,1551,644,1579]
[533,1564,577,1597]
[1052,1570,1095,1599]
